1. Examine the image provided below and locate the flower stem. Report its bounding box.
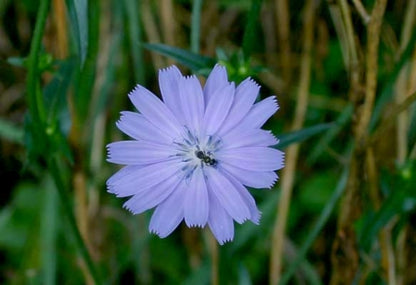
[49,157,102,284]
[191,0,203,54]
[26,0,50,125]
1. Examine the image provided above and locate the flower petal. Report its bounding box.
[183,168,209,227]
[116,111,172,143]
[205,167,250,224]
[107,165,140,186]
[221,128,278,149]
[158,65,185,122]
[123,174,181,214]
[149,180,186,238]
[218,78,260,135]
[129,85,183,138]
[106,159,182,197]
[223,172,261,224]
[216,147,284,172]
[238,96,279,129]
[107,141,175,165]
[203,64,229,106]
[203,83,235,136]
[208,191,234,245]
[179,75,204,132]
[221,163,278,189]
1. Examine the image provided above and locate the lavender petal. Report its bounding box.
[217,147,284,172]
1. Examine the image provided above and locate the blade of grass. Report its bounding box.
[124,0,144,83]
[242,0,262,58]
[307,104,353,164]
[280,167,349,284]
[143,43,216,72]
[41,177,58,285]
[27,0,50,127]
[191,0,203,54]
[66,0,88,65]
[369,16,416,131]
[75,0,99,122]
[48,156,102,284]
[278,122,334,149]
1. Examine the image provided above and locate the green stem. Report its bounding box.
[242,0,262,58]
[191,0,203,54]
[26,0,50,124]
[280,168,349,285]
[77,0,100,123]
[49,157,102,284]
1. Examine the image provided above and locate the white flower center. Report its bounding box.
[174,128,222,179]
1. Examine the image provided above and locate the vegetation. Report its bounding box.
[0,0,415,284]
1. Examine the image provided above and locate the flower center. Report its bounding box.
[195,150,217,166]
[174,128,222,179]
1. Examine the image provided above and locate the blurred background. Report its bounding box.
[0,0,415,284]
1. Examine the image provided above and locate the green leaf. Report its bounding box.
[73,0,99,122]
[40,177,59,285]
[143,43,216,72]
[191,0,203,53]
[280,168,348,284]
[307,104,353,164]
[66,0,88,65]
[123,0,144,83]
[369,22,416,131]
[242,0,262,58]
[0,118,24,144]
[277,123,334,149]
[357,162,416,252]
[43,58,75,128]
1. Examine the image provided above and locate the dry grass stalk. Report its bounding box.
[270,0,316,283]
[330,0,388,284]
[274,0,291,88]
[141,0,166,69]
[160,0,176,65]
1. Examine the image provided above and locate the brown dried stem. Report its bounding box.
[160,0,176,65]
[269,1,315,283]
[330,0,388,283]
[141,0,166,69]
[274,0,291,88]
[355,0,387,143]
[52,0,68,58]
[351,0,370,24]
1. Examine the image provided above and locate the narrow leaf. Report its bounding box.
[143,43,216,72]
[66,0,88,65]
[277,123,334,149]
[280,168,348,284]
[307,104,353,164]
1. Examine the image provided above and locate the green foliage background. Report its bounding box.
[0,0,415,284]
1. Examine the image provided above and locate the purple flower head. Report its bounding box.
[107,64,284,244]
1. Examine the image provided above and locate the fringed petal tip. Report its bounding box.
[185,222,206,228]
[149,227,171,239]
[158,64,181,74]
[127,84,143,98]
[250,211,262,225]
[122,201,135,214]
[217,237,233,246]
[268,174,279,189]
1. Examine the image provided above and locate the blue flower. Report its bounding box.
[107,64,284,244]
